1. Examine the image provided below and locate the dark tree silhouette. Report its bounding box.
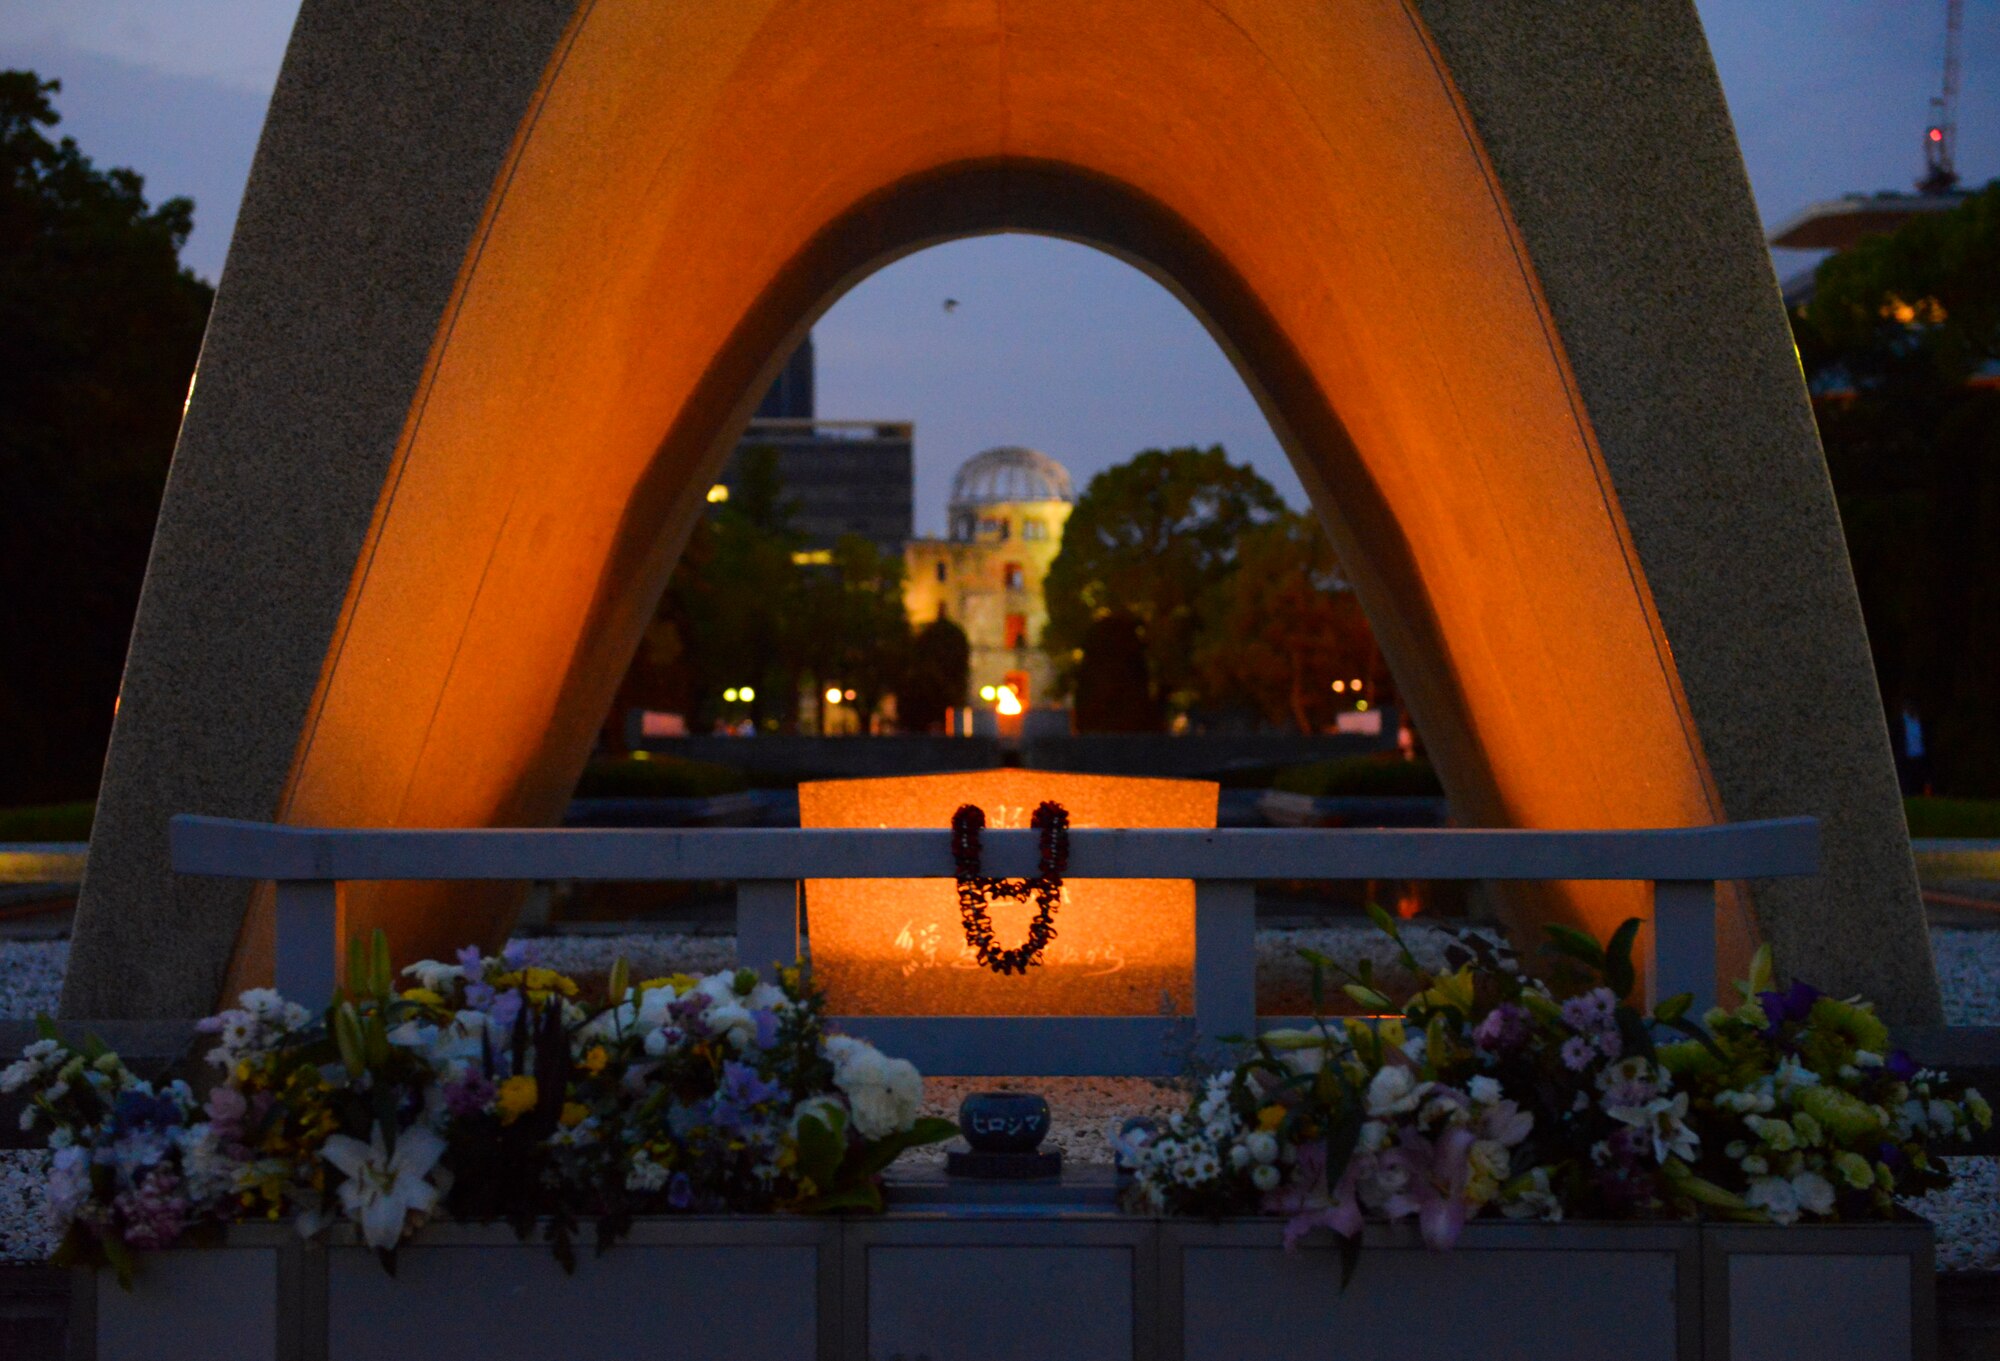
[0,72,213,804]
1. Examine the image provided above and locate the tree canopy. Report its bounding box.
[1794,180,2000,794]
[1041,445,1284,713]
[0,72,214,804]
[1193,511,1386,733]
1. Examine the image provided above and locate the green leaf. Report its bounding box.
[1364,903,1400,939]
[348,935,370,998]
[1746,944,1775,997]
[1543,924,1606,970]
[793,1111,847,1190]
[101,1234,137,1292]
[1652,992,1693,1024]
[1604,918,1641,999]
[370,930,393,999]
[1341,983,1394,1011]
[800,1182,885,1214]
[1337,1230,1363,1290]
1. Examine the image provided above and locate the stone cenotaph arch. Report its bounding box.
[63,0,1940,1023]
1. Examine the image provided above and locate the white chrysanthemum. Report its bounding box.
[1365,1065,1422,1117]
[824,1036,922,1139]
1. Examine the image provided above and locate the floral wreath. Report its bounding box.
[950,801,1069,975]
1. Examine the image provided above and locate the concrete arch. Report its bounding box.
[65,0,1938,1021]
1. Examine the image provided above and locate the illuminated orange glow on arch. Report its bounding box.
[238,0,1735,985]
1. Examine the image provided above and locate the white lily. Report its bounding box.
[321,1125,449,1249]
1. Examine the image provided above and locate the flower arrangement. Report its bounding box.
[1116,910,1988,1274]
[5,934,954,1281]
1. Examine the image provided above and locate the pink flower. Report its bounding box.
[1382,1126,1477,1250]
[1263,1140,1363,1249]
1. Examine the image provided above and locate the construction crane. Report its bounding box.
[1919,0,1964,195]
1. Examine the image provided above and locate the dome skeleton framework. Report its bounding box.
[948,446,1075,510]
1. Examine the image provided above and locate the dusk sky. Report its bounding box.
[3,1,1994,531]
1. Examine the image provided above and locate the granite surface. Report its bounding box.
[66,0,1935,1027]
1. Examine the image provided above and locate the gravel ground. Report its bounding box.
[2,925,1995,1266]
[1931,928,2000,1026]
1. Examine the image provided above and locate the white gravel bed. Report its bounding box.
[1930,929,2000,1026]
[1904,1158,1999,1271]
[1,1151,56,1263]
[0,939,66,1020]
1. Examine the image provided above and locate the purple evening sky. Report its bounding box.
[2,1,1994,532]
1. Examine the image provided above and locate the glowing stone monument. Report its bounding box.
[799,771,1216,1017]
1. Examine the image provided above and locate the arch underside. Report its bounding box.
[66,0,1937,1021]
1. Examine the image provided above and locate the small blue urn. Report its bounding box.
[958,1090,1051,1154]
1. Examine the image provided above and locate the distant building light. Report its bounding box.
[707,484,730,503]
[791,549,833,566]
[1350,678,1364,689]
[1331,680,1346,693]
[996,685,1024,717]
[1355,700,1370,712]
[739,685,755,702]
[724,687,739,702]
[825,687,843,705]
[843,689,856,702]
[979,685,998,702]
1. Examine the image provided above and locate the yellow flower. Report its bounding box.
[560,1102,590,1128]
[497,1075,539,1125]
[521,967,579,999]
[1257,1105,1286,1132]
[401,987,445,1007]
[581,1046,609,1076]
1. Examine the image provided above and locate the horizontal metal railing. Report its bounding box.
[162,814,1821,1078]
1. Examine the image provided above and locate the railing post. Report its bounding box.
[1650,879,1716,1014]
[737,880,801,981]
[1194,880,1256,1052]
[273,879,340,1005]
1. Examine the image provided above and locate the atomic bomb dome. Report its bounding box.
[948,446,1075,510]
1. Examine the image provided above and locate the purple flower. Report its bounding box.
[1757,980,1824,1033]
[1561,988,1618,1034]
[112,1168,188,1249]
[1472,1004,1528,1053]
[443,1073,498,1118]
[110,1090,184,1137]
[1885,1050,1918,1081]
[502,940,539,969]
[667,1172,693,1210]
[710,1061,783,1132]
[1593,1028,1624,1061]
[487,989,523,1032]
[752,1009,781,1050]
[1561,1036,1595,1071]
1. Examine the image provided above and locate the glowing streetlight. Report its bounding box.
[995,685,1024,717]
[979,685,998,702]
[739,685,755,702]
[724,687,739,702]
[706,484,729,503]
[1350,678,1364,689]
[825,687,843,705]
[1331,680,1346,693]
[843,688,856,702]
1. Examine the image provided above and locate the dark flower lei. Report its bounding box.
[950,801,1069,975]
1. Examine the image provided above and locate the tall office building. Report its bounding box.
[716,336,913,555]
